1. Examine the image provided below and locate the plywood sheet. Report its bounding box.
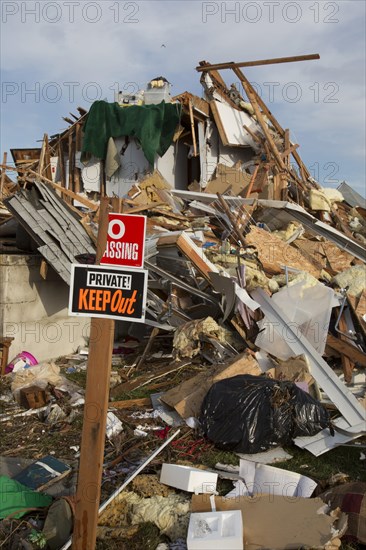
[246,226,321,277]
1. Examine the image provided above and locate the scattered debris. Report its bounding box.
[191,494,348,550]
[1,54,365,549]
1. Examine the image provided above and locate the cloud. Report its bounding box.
[1,0,365,195]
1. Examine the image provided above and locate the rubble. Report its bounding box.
[1,55,365,549]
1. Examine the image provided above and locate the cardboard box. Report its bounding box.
[161,353,260,418]
[191,494,348,550]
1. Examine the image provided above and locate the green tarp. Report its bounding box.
[81,100,181,166]
[0,475,52,519]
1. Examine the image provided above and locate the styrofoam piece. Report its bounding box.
[239,459,317,498]
[236,447,293,464]
[187,510,243,550]
[160,464,217,494]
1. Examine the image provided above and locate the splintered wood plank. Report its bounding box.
[109,363,189,398]
[337,313,355,383]
[354,290,366,338]
[321,241,354,274]
[40,259,48,280]
[331,208,355,239]
[245,225,321,277]
[188,99,198,156]
[58,142,66,188]
[0,152,7,197]
[176,232,219,281]
[135,328,160,371]
[216,193,247,246]
[49,181,98,210]
[209,100,230,147]
[72,198,115,550]
[356,290,366,317]
[195,54,320,72]
[245,164,259,197]
[233,67,286,173]
[292,240,326,271]
[109,398,151,409]
[125,201,165,214]
[230,67,310,184]
[326,333,366,367]
[68,131,75,192]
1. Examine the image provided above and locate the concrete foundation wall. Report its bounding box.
[0,254,90,363]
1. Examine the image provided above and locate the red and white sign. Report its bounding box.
[100,213,146,268]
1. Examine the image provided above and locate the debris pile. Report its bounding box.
[1,56,365,549]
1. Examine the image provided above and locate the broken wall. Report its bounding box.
[0,255,90,362]
[205,121,254,183]
[155,142,190,190]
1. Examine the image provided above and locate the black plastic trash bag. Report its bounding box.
[200,375,333,454]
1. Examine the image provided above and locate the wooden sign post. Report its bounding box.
[72,197,115,549]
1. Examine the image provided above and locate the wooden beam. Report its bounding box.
[209,100,230,146]
[1,162,95,210]
[58,142,66,188]
[12,168,98,211]
[331,208,355,239]
[44,134,52,181]
[231,67,310,182]
[109,397,152,409]
[245,164,259,198]
[10,162,93,209]
[201,60,311,189]
[216,193,248,246]
[265,143,299,168]
[75,121,83,151]
[243,124,263,145]
[284,129,291,169]
[72,197,115,550]
[50,181,97,210]
[135,327,160,371]
[125,201,165,214]
[326,333,366,367]
[196,54,320,72]
[273,172,282,201]
[50,111,88,151]
[38,134,52,182]
[0,152,7,198]
[188,99,198,156]
[198,61,239,109]
[68,131,75,192]
[232,66,287,173]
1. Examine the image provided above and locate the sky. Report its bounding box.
[1,0,365,196]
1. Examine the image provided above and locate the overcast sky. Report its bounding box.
[1,0,365,196]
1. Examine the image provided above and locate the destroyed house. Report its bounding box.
[0,56,365,442]
[1,56,366,550]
